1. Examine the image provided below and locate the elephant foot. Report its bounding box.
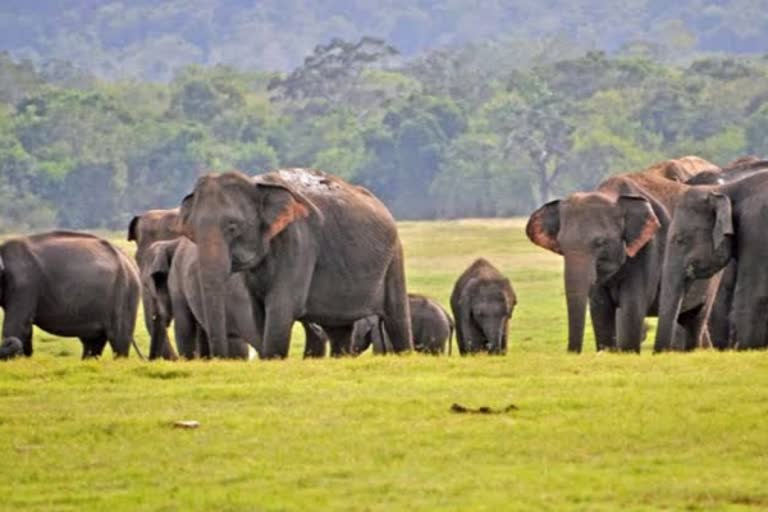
[0,337,24,360]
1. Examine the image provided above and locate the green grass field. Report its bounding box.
[1,219,766,511]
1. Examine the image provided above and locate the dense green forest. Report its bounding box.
[0,1,767,230]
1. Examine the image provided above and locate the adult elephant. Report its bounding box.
[128,208,182,360]
[526,156,721,353]
[655,164,768,351]
[683,158,768,348]
[179,168,413,359]
[352,294,454,355]
[0,231,142,359]
[143,238,253,359]
[129,207,326,359]
[451,258,516,355]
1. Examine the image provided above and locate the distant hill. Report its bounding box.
[0,0,767,80]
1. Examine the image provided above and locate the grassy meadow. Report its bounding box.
[0,219,767,511]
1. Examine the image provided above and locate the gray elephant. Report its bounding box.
[179,168,413,359]
[682,157,768,348]
[655,164,768,351]
[0,231,141,359]
[352,294,454,355]
[128,208,182,360]
[129,207,326,359]
[451,259,516,355]
[143,238,254,359]
[527,156,722,353]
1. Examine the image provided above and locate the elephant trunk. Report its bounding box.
[564,253,595,353]
[479,318,504,355]
[654,252,687,352]
[197,227,231,358]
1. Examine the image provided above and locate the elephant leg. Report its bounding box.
[260,305,294,359]
[2,301,36,357]
[302,322,327,358]
[173,299,199,359]
[81,334,108,359]
[677,304,709,351]
[227,336,250,360]
[381,252,413,352]
[464,320,486,355]
[616,298,645,353]
[709,263,736,350]
[732,282,768,350]
[197,328,211,359]
[589,286,616,351]
[325,325,354,357]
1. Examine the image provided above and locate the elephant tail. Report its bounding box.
[132,339,147,361]
[447,317,455,356]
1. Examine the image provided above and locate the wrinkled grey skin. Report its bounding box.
[656,166,768,351]
[128,208,182,360]
[527,157,722,353]
[179,169,413,359]
[451,259,516,355]
[144,238,254,359]
[352,294,454,355]
[0,231,142,359]
[683,158,768,348]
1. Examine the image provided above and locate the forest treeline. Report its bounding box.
[2,1,767,80]
[1,39,768,230]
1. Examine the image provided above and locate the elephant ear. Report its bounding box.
[179,193,195,240]
[526,200,562,254]
[255,181,323,241]
[148,241,176,285]
[619,195,661,258]
[127,216,140,242]
[709,192,734,252]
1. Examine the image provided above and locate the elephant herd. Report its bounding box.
[527,154,768,352]
[0,168,517,361]
[1,155,767,361]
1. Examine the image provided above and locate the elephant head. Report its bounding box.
[461,279,514,354]
[179,171,321,357]
[143,239,182,360]
[526,192,661,352]
[654,189,733,351]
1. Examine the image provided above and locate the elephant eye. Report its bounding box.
[673,234,689,246]
[593,237,607,247]
[225,221,242,237]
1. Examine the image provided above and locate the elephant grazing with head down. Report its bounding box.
[178,168,413,359]
[451,258,516,355]
[526,156,722,353]
[0,231,142,359]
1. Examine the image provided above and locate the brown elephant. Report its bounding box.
[0,231,141,359]
[526,156,722,353]
[451,259,516,355]
[179,168,413,359]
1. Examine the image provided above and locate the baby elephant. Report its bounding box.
[352,294,454,355]
[144,238,254,360]
[451,258,516,355]
[0,231,142,359]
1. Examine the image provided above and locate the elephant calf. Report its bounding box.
[144,238,254,360]
[450,259,516,355]
[0,231,142,359]
[351,294,454,355]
